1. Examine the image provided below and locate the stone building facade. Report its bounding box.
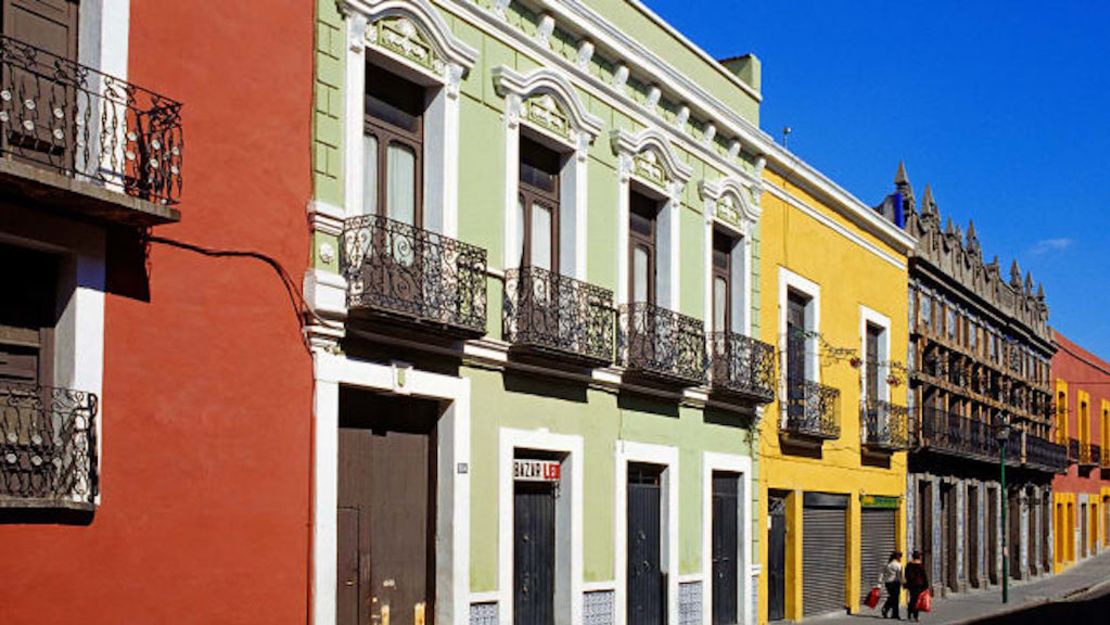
[878,165,1067,597]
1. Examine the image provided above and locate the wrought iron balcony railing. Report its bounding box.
[709,332,776,403]
[503,266,614,366]
[861,400,911,451]
[1078,442,1098,467]
[1068,438,1080,463]
[1,382,98,509]
[1024,434,1069,473]
[618,303,706,386]
[915,407,1011,462]
[0,34,183,205]
[1101,445,1110,469]
[783,380,841,440]
[341,215,487,337]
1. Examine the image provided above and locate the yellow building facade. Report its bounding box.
[757,167,915,623]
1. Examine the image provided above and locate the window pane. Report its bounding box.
[531,202,553,270]
[714,276,727,332]
[362,134,378,215]
[387,143,416,224]
[633,245,649,303]
[516,196,525,268]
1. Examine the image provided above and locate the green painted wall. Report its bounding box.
[311,0,770,595]
[465,366,759,590]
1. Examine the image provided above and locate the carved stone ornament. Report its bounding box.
[523,94,570,139]
[369,16,443,72]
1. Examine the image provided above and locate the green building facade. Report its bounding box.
[307,2,777,624]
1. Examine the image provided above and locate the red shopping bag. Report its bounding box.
[865,586,881,609]
[915,589,933,613]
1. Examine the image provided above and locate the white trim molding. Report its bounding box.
[494,65,603,277]
[777,267,821,426]
[614,440,680,625]
[612,128,691,309]
[341,0,477,237]
[700,177,758,338]
[497,428,585,625]
[311,352,471,625]
[701,452,754,625]
[858,305,892,405]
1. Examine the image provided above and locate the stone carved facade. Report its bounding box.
[901,178,1050,343]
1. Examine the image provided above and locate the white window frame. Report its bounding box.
[341,0,478,234]
[614,440,680,625]
[701,452,754,625]
[859,305,892,405]
[699,178,761,338]
[497,428,584,625]
[494,66,602,279]
[612,128,692,310]
[311,353,471,625]
[778,267,821,425]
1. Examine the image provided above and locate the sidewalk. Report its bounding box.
[808,551,1110,625]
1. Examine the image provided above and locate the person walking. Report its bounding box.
[904,550,930,622]
[878,550,904,619]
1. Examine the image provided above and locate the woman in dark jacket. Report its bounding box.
[904,550,930,622]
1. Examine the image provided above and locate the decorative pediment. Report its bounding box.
[699,176,761,229]
[493,66,604,148]
[611,127,693,193]
[344,0,478,79]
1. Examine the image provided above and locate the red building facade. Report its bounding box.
[0,2,314,623]
[1051,330,1110,572]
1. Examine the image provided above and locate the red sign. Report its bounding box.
[513,459,561,482]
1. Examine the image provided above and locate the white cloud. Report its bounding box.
[1030,238,1073,255]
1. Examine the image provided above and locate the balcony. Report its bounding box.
[0,382,98,510]
[861,400,911,451]
[1101,446,1110,470]
[915,407,1009,463]
[1025,434,1069,473]
[503,266,614,366]
[782,380,841,440]
[1078,442,1098,468]
[1068,438,1080,463]
[341,215,488,338]
[708,332,776,403]
[0,34,183,225]
[618,303,706,386]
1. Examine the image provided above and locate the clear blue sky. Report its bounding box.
[646,0,1110,358]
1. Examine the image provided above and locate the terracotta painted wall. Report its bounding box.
[0,2,315,623]
[1052,331,1110,495]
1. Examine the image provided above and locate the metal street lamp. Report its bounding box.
[995,415,1011,604]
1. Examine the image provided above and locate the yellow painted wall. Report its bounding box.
[757,170,910,623]
[1054,491,1077,572]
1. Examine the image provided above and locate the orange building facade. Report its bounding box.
[1051,331,1110,572]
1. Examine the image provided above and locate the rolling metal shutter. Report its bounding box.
[803,494,847,617]
[859,508,897,604]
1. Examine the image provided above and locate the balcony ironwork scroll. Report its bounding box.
[1025,434,1068,473]
[861,400,911,451]
[0,34,183,205]
[0,382,98,508]
[341,214,487,336]
[1068,438,1079,463]
[618,303,707,386]
[783,380,841,439]
[915,407,1014,462]
[503,266,614,365]
[1094,444,1104,468]
[709,332,776,403]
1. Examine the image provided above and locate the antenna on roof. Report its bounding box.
[782,126,792,148]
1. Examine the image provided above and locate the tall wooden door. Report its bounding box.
[967,484,979,587]
[767,495,787,622]
[711,472,739,625]
[628,463,665,625]
[514,481,555,625]
[1,0,79,166]
[337,392,437,625]
[786,293,807,420]
[988,488,999,585]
